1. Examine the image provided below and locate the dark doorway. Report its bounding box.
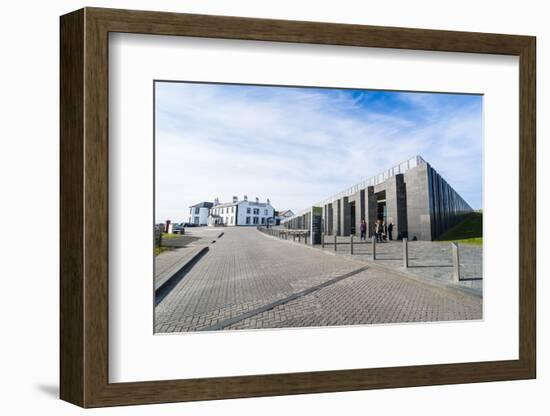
[350,201,356,235]
[376,190,387,223]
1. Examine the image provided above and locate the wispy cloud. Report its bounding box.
[155,82,482,222]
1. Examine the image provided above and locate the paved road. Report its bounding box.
[319,237,483,294]
[155,227,225,290]
[154,228,482,333]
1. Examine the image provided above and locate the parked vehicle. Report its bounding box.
[172,223,185,234]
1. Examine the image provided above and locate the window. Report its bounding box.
[261,217,265,224]
[232,206,234,213]
[193,217,199,225]
[253,217,259,225]
[253,208,260,215]
[264,209,268,215]
[230,216,234,224]
[195,207,200,215]
[246,207,251,214]
[246,216,251,224]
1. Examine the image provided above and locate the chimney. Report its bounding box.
[267,198,270,205]
[255,197,259,203]
[244,195,248,201]
[214,197,219,206]
[232,195,238,203]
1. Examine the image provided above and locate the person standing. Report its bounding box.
[387,222,394,240]
[375,219,382,242]
[360,219,367,241]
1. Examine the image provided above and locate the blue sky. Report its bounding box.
[155,82,482,222]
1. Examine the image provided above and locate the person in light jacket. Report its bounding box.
[375,219,382,242]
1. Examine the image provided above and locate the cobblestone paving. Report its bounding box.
[316,237,482,294]
[227,267,481,330]
[155,228,482,333]
[155,227,363,332]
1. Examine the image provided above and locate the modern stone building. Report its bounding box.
[282,156,473,241]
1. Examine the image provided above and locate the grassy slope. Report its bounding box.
[436,212,483,245]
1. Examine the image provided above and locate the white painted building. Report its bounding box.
[188,202,213,225]
[274,209,295,225]
[208,196,275,226]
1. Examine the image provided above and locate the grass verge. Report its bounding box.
[436,212,482,245]
[155,246,173,256]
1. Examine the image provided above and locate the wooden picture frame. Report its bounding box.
[60,7,536,408]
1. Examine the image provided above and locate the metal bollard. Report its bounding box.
[298,233,301,243]
[293,233,296,242]
[452,242,460,282]
[321,233,325,249]
[334,234,337,251]
[403,238,408,268]
[305,233,308,245]
[371,236,376,260]
[350,235,354,255]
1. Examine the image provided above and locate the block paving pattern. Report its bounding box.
[319,237,482,293]
[155,228,362,332]
[227,267,481,329]
[155,228,482,333]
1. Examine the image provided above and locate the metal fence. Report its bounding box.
[257,227,311,244]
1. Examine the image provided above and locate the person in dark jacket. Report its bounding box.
[360,219,367,240]
[387,222,394,240]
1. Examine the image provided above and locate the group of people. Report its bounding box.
[359,219,393,242]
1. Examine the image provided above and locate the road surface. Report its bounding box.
[154,227,481,332]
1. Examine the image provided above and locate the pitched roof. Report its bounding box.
[213,199,273,208]
[212,201,237,208]
[189,201,214,208]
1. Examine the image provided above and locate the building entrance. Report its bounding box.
[350,201,356,235]
[376,190,387,224]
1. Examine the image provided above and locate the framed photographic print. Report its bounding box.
[60,7,536,407]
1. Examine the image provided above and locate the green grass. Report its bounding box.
[436,212,483,245]
[161,233,182,239]
[155,246,173,256]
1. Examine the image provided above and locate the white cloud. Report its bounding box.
[155,83,482,222]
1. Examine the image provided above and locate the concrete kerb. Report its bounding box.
[155,246,210,303]
[156,231,227,300]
